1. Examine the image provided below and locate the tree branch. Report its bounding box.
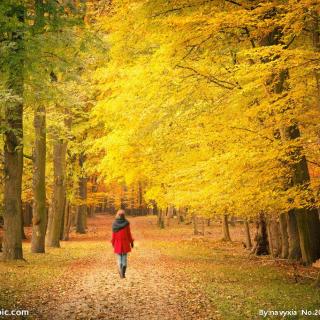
[23,154,34,161]
[230,126,274,142]
[176,64,241,90]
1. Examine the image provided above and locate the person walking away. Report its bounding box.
[111,209,134,278]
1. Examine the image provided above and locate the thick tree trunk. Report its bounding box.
[244,219,252,249]
[23,202,33,226]
[288,126,320,264]
[279,212,289,259]
[31,106,47,253]
[2,4,25,260]
[287,210,302,261]
[295,208,320,265]
[251,213,269,256]
[222,214,231,241]
[260,21,320,265]
[46,138,67,247]
[267,219,281,258]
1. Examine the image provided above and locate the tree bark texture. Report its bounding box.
[31,105,47,253]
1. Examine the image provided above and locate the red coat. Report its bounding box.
[111,224,134,254]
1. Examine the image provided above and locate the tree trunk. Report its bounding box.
[166,206,174,227]
[23,202,33,226]
[21,209,27,240]
[260,20,320,265]
[46,138,67,247]
[295,208,320,265]
[251,213,269,256]
[244,219,252,249]
[177,207,185,223]
[192,214,198,235]
[2,4,25,260]
[76,153,87,234]
[222,214,231,241]
[62,201,72,241]
[31,106,47,253]
[60,196,66,240]
[157,208,165,228]
[287,124,320,264]
[138,182,143,215]
[267,219,281,258]
[287,210,302,261]
[279,212,289,259]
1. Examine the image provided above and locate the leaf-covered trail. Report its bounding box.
[35,215,218,320]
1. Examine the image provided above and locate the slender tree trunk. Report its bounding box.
[279,212,289,259]
[31,106,47,253]
[76,179,87,234]
[138,182,143,215]
[244,219,252,249]
[222,214,231,241]
[62,201,72,240]
[76,153,87,233]
[2,4,25,260]
[158,208,165,228]
[60,195,66,240]
[266,221,274,257]
[46,138,67,247]
[21,209,27,240]
[192,214,198,235]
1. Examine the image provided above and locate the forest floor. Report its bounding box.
[0,214,319,320]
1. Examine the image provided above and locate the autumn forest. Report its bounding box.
[1,0,320,319]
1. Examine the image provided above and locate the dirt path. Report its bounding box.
[35,215,218,320]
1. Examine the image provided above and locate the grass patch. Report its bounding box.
[150,238,320,320]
